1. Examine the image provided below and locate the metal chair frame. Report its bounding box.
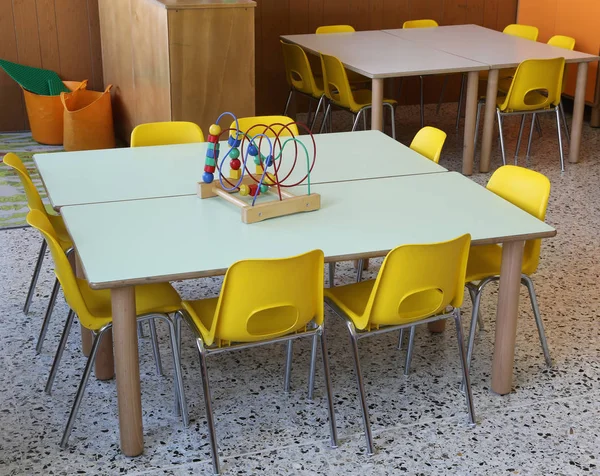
[283,87,326,132]
[325,298,475,456]
[174,310,338,475]
[320,100,396,139]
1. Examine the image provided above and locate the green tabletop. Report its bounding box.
[61,172,555,289]
[34,130,446,210]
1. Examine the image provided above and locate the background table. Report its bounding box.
[61,172,555,456]
[281,31,488,175]
[35,130,445,210]
[385,25,600,171]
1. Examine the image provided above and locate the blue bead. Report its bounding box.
[206,148,219,159]
[248,144,259,156]
[264,154,274,167]
[228,135,242,147]
[202,172,214,183]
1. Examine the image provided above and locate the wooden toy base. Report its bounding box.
[197,178,320,224]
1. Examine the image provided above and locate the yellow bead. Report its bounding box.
[239,184,250,196]
[229,169,241,180]
[209,124,222,136]
[264,173,276,185]
[256,165,264,174]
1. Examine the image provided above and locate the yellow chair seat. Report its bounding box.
[181,297,218,342]
[330,88,397,114]
[77,280,182,330]
[496,90,550,112]
[465,244,503,282]
[324,280,374,320]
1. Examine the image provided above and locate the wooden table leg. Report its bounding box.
[428,320,446,333]
[569,62,589,163]
[371,78,384,131]
[81,325,92,357]
[491,240,524,395]
[112,286,144,456]
[462,71,479,176]
[479,69,499,173]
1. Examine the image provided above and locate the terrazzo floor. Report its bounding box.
[0,104,599,475]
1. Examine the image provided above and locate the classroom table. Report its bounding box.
[384,24,600,172]
[280,31,488,175]
[34,130,445,210]
[60,172,555,456]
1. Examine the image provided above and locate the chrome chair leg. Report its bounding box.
[454,310,476,426]
[319,327,339,448]
[514,114,526,165]
[436,75,450,115]
[45,309,75,394]
[397,328,405,350]
[163,315,189,426]
[36,277,60,354]
[283,89,294,116]
[24,240,47,314]
[196,341,220,475]
[467,285,484,332]
[419,75,425,129]
[310,95,325,132]
[535,114,543,137]
[148,319,164,376]
[521,275,552,367]
[386,103,397,139]
[555,107,565,172]
[363,109,368,130]
[327,262,335,288]
[456,74,466,133]
[173,313,184,416]
[474,101,483,149]
[60,326,110,448]
[138,322,148,338]
[352,110,363,132]
[403,326,416,376]
[497,110,507,166]
[320,103,332,134]
[356,258,364,283]
[346,321,374,455]
[284,340,293,393]
[559,101,570,144]
[308,333,318,400]
[526,113,536,160]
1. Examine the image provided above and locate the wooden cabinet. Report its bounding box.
[518,0,600,125]
[98,0,256,142]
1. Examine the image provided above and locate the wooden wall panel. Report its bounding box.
[255,0,518,114]
[0,0,104,131]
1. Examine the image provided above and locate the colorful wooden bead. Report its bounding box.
[248,184,259,197]
[230,158,241,170]
[208,134,219,144]
[239,184,250,196]
[256,165,264,174]
[205,157,216,166]
[229,148,240,159]
[209,124,221,136]
[229,169,241,180]
[206,148,219,159]
[264,154,274,167]
[259,184,269,193]
[204,165,216,173]
[228,135,242,147]
[264,173,276,185]
[247,144,259,156]
[202,172,214,183]
[253,155,262,165]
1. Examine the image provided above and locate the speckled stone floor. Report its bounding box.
[0,104,599,475]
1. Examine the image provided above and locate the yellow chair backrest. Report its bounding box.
[503,24,539,41]
[498,57,565,113]
[486,165,550,275]
[320,53,361,111]
[281,41,322,96]
[353,235,471,330]
[548,35,576,50]
[26,210,95,327]
[403,19,439,29]
[316,25,355,34]
[231,116,299,138]
[410,126,447,164]
[202,250,324,345]
[3,153,46,213]
[130,121,205,147]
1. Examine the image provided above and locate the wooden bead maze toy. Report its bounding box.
[197,112,320,224]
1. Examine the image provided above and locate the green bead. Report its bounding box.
[259,184,269,193]
[253,155,262,165]
[229,148,240,159]
[205,157,216,166]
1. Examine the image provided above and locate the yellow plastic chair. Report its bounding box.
[464,165,552,372]
[281,41,325,131]
[2,152,73,349]
[231,115,299,138]
[409,126,447,164]
[503,23,539,41]
[319,53,397,137]
[130,121,205,147]
[324,235,475,455]
[401,19,440,129]
[26,209,188,448]
[175,250,337,474]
